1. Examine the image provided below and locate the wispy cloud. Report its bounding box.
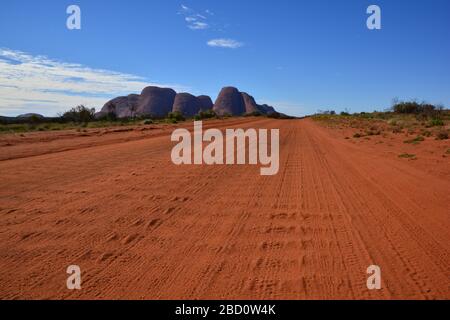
[189,21,208,30]
[207,39,244,49]
[0,48,186,116]
[178,5,243,49]
[179,4,209,30]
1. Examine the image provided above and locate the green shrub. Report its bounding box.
[427,118,444,127]
[195,109,217,120]
[244,111,263,117]
[393,101,435,114]
[167,111,185,122]
[62,105,95,123]
[97,112,117,122]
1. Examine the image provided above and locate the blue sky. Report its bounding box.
[1,0,449,116]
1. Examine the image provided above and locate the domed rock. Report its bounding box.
[197,95,213,111]
[97,94,140,119]
[137,86,176,118]
[17,113,44,119]
[172,93,201,117]
[213,87,246,116]
[241,92,260,114]
[257,104,276,115]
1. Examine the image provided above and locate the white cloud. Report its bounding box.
[189,21,208,30]
[0,48,187,116]
[207,38,244,49]
[179,5,209,30]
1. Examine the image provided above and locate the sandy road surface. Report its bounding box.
[0,118,449,299]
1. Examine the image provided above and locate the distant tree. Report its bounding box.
[167,111,185,122]
[62,105,95,123]
[194,109,217,120]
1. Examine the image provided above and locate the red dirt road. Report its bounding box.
[0,118,449,299]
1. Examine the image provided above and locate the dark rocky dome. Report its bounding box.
[213,87,277,116]
[17,113,44,119]
[197,95,214,112]
[96,86,278,119]
[96,94,139,119]
[137,86,176,117]
[172,93,202,117]
[258,104,276,115]
[213,87,246,116]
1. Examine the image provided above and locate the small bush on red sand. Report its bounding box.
[392,126,403,134]
[435,130,449,140]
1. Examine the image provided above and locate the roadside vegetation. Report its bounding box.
[312,100,449,142]
[0,105,287,134]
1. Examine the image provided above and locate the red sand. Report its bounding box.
[0,118,449,299]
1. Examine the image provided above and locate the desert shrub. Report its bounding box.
[195,109,217,120]
[392,126,403,134]
[398,153,416,159]
[62,105,95,123]
[244,111,263,117]
[317,110,336,115]
[393,101,425,114]
[421,130,432,137]
[427,118,444,127]
[167,111,185,122]
[388,119,397,126]
[435,130,449,140]
[142,119,153,125]
[353,133,362,138]
[366,130,381,136]
[392,100,446,119]
[97,112,117,122]
[267,112,281,119]
[404,136,425,144]
[166,118,178,124]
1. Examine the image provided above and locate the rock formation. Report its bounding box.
[172,93,202,117]
[137,86,176,118]
[197,95,214,112]
[213,87,246,116]
[241,92,260,114]
[17,113,45,119]
[96,86,278,119]
[258,104,276,115]
[213,87,276,116]
[96,94,139,119]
